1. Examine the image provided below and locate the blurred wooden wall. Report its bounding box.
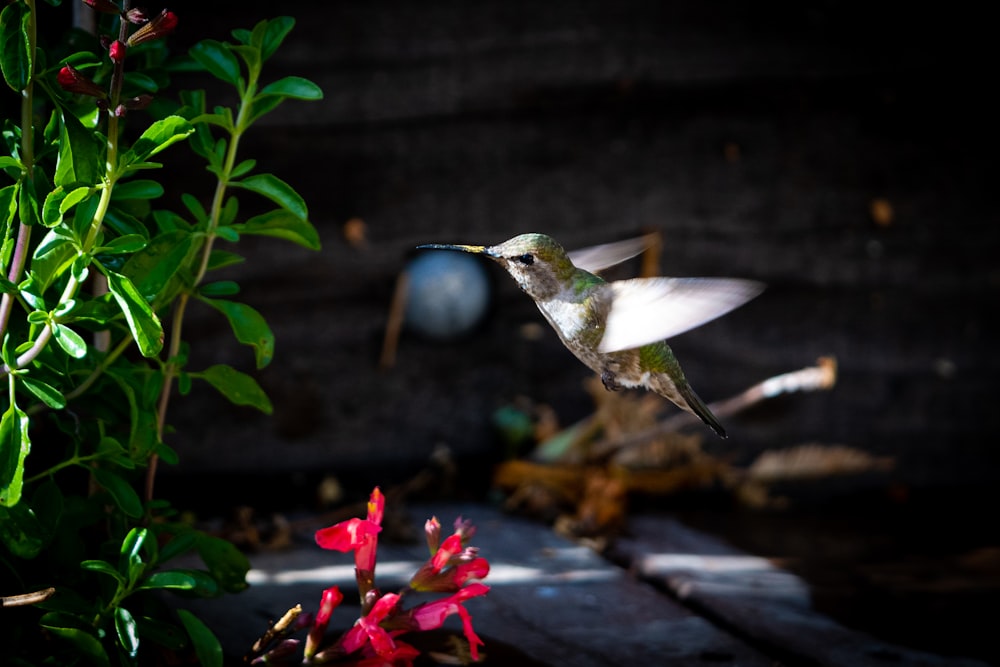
[144,1,994,500]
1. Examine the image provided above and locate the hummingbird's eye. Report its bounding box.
[514,253,534,265]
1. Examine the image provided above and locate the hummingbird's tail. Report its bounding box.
[648,374,727,438]
[675,383,727,438]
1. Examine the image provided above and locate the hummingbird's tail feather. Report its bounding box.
[645,372,727,437]
[675,383,726,438]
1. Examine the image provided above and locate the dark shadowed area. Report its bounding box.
[39,1,993,664]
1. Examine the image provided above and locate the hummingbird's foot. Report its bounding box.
[600,369,622,392]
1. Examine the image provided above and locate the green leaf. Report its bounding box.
[0,501,45,558]
[19,375,67,409]
[42,625,111,667]
[230,158,256,179]
[230,173,307,220]
[259,75,323,100]
[233,209,321,250]
[55,111,105,188]
[138,569,219,597]
[190,39,241,86]
[177,610,223,667]
[0,155,22,171]
[156,528,197,563]
[0,400,30,507]
[214,225,239,242]
[52,323,88,359]
[201,298,274,368]
[196,533,250,594]
[247,92,285,124]
[17,171,41,226]
[112,179,164,201]
[104,205,150,238]
[260,16,296,61]
[0,3,31,91]
[134,616,186,651]
[93,468,143,518]
[120,526,150,571]
[198,281,239,297]
[115,607,140,658]
[98,436,135,469]
[81,559,127,586]
[197,365,272,414]
[230,43,260,76]
[121,229,197,300]
[99,234,148,255]
[120,116,193,172]
[206,249,244,270]
[42,186,94,228]
[104,269,164,357]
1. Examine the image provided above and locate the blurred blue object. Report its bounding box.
[405,250,491,340]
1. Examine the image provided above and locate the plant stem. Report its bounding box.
[0,0,38,343]
[146,68,256,502]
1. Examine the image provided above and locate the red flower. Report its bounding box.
[404,583,490,661]
[315,487,384,571]
[126,9,178,47]
[109,40,126,63]
[314,593,418,664]
[57,66,106,98]
[410,527,489,592]
[304,586,343,660]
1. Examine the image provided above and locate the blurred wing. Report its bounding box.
[598,277,764,353]
[567,234,657,274]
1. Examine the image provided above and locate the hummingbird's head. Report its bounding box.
[418,233,574,300]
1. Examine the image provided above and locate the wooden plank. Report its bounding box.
[174,504,774,665]
[609,515,991,667]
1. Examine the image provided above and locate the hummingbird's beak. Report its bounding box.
[416,243,495,257]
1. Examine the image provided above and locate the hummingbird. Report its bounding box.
[417,233,763,437]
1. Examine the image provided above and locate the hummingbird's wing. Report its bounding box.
[598,277,764,353]
[567,234,657,274]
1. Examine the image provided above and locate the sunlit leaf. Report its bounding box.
[0,401,30,507]
[200,298,273,368]
[52,323,88,359]
[137,569,219,597]
[197,364,272,414]
[115,607,140,658]
[233,209,320,250]
[120,116,193,172]
[55,111,105,188]
[259,75,322,100]
[81,559,126,586]
[0,3,31,91]
[104,269,164,357]
[121,229,197,300]
[112,179,164,201]
[19,375,67,409]
[230,173,307,220]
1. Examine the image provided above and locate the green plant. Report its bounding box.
[0,1,322,664]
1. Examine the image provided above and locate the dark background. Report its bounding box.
[22,1,998,663]
[136,1,996,499]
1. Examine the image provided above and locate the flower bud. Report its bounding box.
[109,40,126,63]
[126,9,178,47]
[57,66,106,98]
[125,7,148,24]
